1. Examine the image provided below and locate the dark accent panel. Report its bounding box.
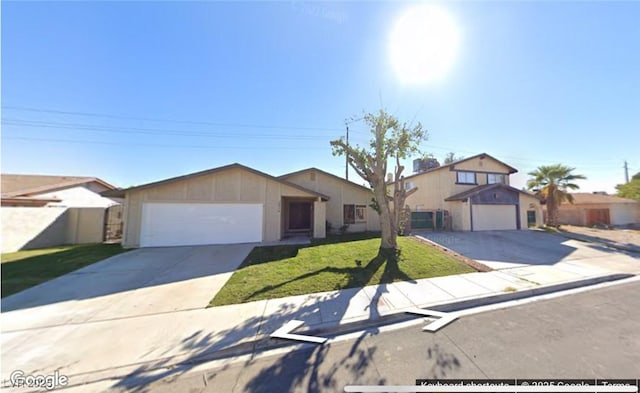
[470,187,518,205]
[289,202,312,230]
[411,211,434,229]
[516,204,521,229]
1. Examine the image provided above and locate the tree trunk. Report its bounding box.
[546,185,559,227]
[374,183,397,250]
[546,196,558,227]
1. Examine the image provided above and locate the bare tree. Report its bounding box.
[331,110,427,257]
[443,152,464,164]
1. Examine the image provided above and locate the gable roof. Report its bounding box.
[563,193,640,205]
[405,153,518,180]
[278,167,373,192]
[1,174,116,198]
[445,183,539,201]
[102,163,330,200]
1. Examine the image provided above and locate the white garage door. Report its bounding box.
[140,203,263,247]
[472,204,517,231]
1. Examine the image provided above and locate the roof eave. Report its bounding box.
[406,153,518,180]
[108,163,330,201]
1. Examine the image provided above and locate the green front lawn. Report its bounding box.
[1,243,128,297]
[209,236,474,306]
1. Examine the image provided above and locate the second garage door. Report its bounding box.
[140,203,263,247]
[472,204,517,231]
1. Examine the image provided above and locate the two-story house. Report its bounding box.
[401,153,543,231]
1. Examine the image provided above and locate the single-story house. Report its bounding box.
[557,193,640,227]
[279,167,380,233]
[1,174,122,252]
[400,153,543,231]
[104,163,380,248]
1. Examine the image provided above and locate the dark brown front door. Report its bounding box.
[289,202,312,230]
[586,208,610,226]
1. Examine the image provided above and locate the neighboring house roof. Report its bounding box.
[102,163,330,200]
[1,174,117,198]
[445,183,539,201]
[562,193,640,205]
[1,196,62,207]
[405,153,518,180]
[278,167,373,192]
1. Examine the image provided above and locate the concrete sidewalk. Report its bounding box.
[2,241,640,392]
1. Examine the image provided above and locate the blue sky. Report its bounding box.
[2,1,639,192]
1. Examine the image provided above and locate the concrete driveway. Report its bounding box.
[1,244,254,329]
[416,230,640,273]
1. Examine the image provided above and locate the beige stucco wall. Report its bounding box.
[1,207,105,253]
[459,201,471,231]
[122,167,320,248]
[66,208,107,244]
[454,155,513,178]
[283,170,381,233]
[558,202,640,226]
[313,200,327,238]
[520,193,544,228]
[557,206,584,226]
[608,204,640,225]
[1,207,68,252]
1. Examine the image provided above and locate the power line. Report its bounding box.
[1,105,344,133]
[2,118,332,140]
[4,134,624,171]
[2,105,629,170]
[3,136,330,150]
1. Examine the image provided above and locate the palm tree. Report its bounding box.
[527,164,586,227]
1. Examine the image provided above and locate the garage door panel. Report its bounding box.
[141,203,263,247]
[472,204,517,231]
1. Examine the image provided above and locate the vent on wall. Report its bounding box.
[310,172,316,181]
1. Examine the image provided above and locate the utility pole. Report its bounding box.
[343,117,362,181]
[624,160,629,183]
[345,124,349,181]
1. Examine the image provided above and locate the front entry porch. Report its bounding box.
[282,197,326,239]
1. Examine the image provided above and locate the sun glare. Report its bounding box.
[388,5,461,84]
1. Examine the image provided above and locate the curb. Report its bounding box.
[57,272,635,391]
[556,230,640,254]
[300,272,634,337]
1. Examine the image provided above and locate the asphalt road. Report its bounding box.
[118,281,640,392]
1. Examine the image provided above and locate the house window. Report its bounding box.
[405,181,414,190]
[344,204,367,224]
[456,171,476,184]
[488,173,506,184]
